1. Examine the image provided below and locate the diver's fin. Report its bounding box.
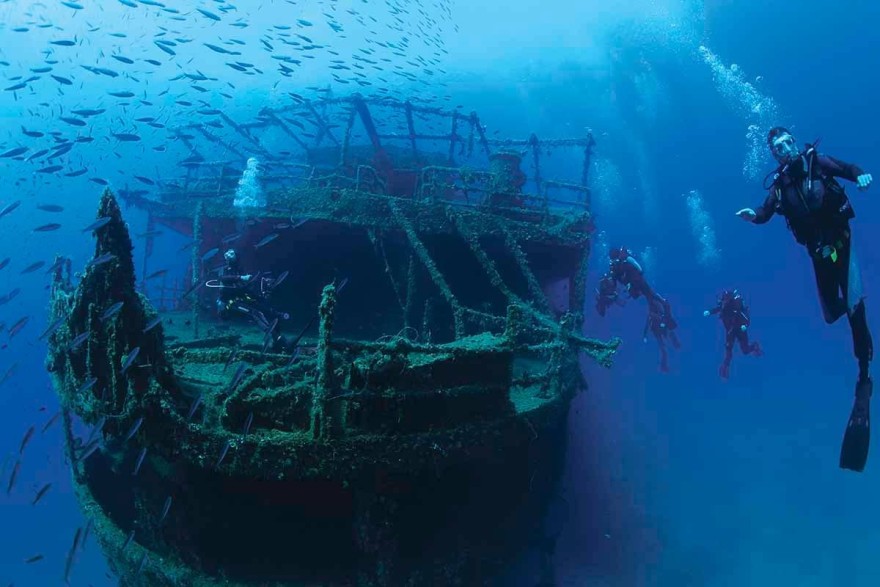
[840,377,872,472]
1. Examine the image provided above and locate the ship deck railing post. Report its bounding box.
[339,105,356,168]
[311,281,344,440]
[404,100,419,162]
[404,253,416,334]
[504,303,526,347]
[470,112,492,160]
[215,166,226,199]
[527,134,548,219]
[581,130,596,193]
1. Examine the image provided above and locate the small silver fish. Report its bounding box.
[132,447,147,475]
[100,301,124,321]
[159,496,172,523]
[273,271,289,288]
[122,529,135,551]
[215,440,231,468]
[86,252,116,269]
[81,216,112,233]
[38,317,64,340]
[121,347,140,373]
[254,232,279,249]
[77,377,97,394]
[201,247,219,262]
[69,331,90,350]
[186,393,203,420]
[124,417,144,442]
[143,316,162,333]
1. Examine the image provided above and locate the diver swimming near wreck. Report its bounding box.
[597,247,679,372]
[703,288,762,380]
[643,295,680,373]
[209,248,291,351]
[595,247,662,312]
[736,126,874,472]
[606,246,661,303]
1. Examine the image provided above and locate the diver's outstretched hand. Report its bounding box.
[857,173,873,191]
[736,208,756,222]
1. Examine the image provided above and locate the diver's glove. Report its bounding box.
[741,324,747,332]
[857,173,873,191]
[736,208,757,222]
[702,310,710,317]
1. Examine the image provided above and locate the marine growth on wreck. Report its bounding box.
[44,95,619,586]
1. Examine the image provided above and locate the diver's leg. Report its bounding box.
[737,330,762,357]
[813,255,847,324]
[655,330,669,372]
[849,302,873,382]
[720,331,734,379]
[736,330,748,354]
[837,239,873,381]
[669,329,681,350]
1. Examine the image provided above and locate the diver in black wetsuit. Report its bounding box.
[736,127,874,471]
[607,247,660,302]
[214,248,291,351]
[644,295,680,373]
[704,289,762,379]
[595,272,625,317]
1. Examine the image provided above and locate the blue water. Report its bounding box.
[1,0,879,585]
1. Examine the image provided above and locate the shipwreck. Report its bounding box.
[45,94,619,586]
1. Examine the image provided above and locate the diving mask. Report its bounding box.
[771,134,799,162]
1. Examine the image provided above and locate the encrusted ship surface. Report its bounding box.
[46,95,619,586]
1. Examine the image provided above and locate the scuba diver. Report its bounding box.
[736,127,874,471]
[703,289,762,379]
[643,295,680,373]
[607,246,659,302]
[209,249,291,352]
[595,272,625,317]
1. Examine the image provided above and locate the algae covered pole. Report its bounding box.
[311,280,344,439]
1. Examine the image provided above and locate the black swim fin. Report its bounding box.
[840,377,872,472]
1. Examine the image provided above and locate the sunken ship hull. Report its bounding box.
[46,96,618,586]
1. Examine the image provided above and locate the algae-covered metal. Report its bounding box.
[46,96,619,586]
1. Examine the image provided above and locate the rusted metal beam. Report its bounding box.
[581,131,596,188]
[353,95,383,152]
[404,101,419,161]
[259,112,312,157]
[192,126,246,161]
[306,102,341,147]
[469,112,492,159]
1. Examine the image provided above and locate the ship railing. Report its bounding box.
[154,162,589,216]
[415,166,590,214]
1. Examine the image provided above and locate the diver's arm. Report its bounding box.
[704,303,722,317]
[819,155,872,190]
[737,191,777,224]
[219,273,252,285]
[818,155,864,182]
